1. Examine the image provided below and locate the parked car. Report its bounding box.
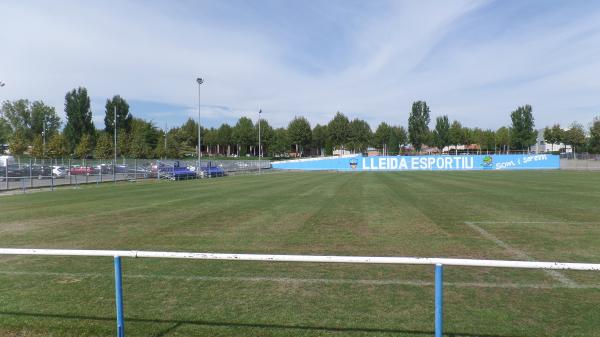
[115,164,128,173]
[94,164,112,174]
[157,161,198,180]
[52,166,68,178]
[199,164,226,178]
[0,164,25,181]
[70,166,93,175]
[29,165,53,179]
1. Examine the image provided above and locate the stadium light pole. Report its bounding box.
[196,78,204,171]
[42,112,46,160]
[258,109,262,174]
[114,105,117,183]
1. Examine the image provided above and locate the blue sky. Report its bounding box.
[1,0,600,130]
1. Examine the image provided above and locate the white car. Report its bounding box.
[52,166,68,178]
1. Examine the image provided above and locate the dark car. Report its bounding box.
[200,165,226,178]
[29,165,53,179]
[158,161,197,180]
[0,165,26,181]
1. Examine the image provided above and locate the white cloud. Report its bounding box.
[1,0,599,131]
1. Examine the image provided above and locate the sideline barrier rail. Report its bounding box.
[1,248,600,337]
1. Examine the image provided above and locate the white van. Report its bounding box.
[0,155,15,166]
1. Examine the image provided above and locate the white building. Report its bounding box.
[531,129,571,154]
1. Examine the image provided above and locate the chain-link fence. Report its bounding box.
[560,153,600,171]
[0,158,272,192]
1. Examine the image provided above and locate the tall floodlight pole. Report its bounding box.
[196,78,203,170]
[258,109,262,174]
[114,106,117,164]
[164,122,168,160]
[42,112,46,160]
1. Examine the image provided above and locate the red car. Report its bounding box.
[69,166,94,175]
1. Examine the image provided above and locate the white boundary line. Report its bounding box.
[1,270,598,290]
[468,221,598,225]
[464,221,578,287]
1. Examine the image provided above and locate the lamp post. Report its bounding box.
[114,105,117,183]
[42,113,46,161]
[258,109,262,174]
[196,78,203,171]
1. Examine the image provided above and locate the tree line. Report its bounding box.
[1,88,600,159]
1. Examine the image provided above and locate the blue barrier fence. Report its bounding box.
[272,154,560,171]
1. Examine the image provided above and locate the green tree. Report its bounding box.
[176,118,199,150]
[543,124,563,152]
[510,105,536,150]
[255,119,274,156]
[217,123,233,156]
[47,134,68,159]
[8,129,27,155]
[204,128,218,155]
[408,101,431,152]
[30,135,44,158]
[1,99,30,135]
[127,118,160,158]
[0,117,12,145]
[589,117,600,154]
[564,122,586,155]
[496,126,511,154]
[94,132,113,159]
[74,133,93,159]
[64,87,95,151]
[104,95,132,135]
[385,126,408,155]
[117,129,130,158]
[327,112,350,151]
[128,131,149,158]
[1,99,60,141]
[311,124,328,156]
[232,117,254,156]
[154,130,167,159]
[373,122,392,154]
[31,101,61,140]
[481,129,496,152]
[448,121,464,154]
[432,115,450,151]
[165,129,182,158]
[347,118,372,153]
[270,128,290,156]
[287,116,312,156]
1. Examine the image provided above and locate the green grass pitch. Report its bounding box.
[0,170,599,337]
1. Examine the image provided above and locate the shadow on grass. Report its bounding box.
[0,311,522,337]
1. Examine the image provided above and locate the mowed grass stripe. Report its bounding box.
[1,171,600,337]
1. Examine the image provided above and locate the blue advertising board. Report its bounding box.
[272,154,560,171]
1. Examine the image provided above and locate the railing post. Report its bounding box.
[435,263,443,337]
[114,256,125,337]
